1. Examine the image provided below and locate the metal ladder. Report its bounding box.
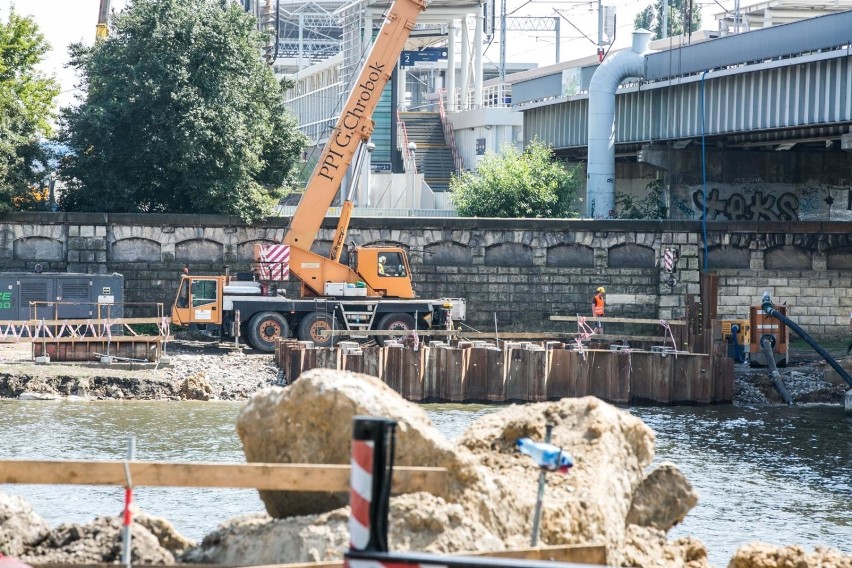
[336,304,377,336]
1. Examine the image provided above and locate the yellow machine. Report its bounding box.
[172,0,464,351]
[721,319,751,345]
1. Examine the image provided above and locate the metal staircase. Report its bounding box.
[398,111,457,192]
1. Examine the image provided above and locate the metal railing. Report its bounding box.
[437,90,464,174]
[396,118,416,174]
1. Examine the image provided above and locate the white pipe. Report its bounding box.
[473,4,484,108]
[460,18,470,111]
[447,21,456,112]
[586,30,653,218]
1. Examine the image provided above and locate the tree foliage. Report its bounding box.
[0,10,59,212]
[615,179,668,219]
[634,0,702,40]
[450,141,581,218]
[58,0,306,222]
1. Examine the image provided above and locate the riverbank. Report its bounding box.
[0,338,848,404]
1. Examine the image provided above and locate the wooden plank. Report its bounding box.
[32,544,607,568]
[549,316,685,325]
[0,461,448,497]
[248,544,607,568]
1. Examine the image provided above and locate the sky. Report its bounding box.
[0,0,730,111]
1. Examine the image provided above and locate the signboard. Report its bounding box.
[475,138,486,156]
[372,163,391,172]
[562,68,580,97]
[400,47,448,68]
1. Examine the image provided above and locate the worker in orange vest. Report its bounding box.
[592,287,606,333]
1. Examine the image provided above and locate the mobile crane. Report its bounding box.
[171,0,465,352]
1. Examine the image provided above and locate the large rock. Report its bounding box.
[220,369,706,567]
[455,395,661,562]
[0,493,50,557]
[19,515,186,565]
[621,524,709,568]
[729,543,852,568]
[236,369,476,518]
[627,462,699,531]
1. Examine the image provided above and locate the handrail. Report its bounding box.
[0,315,171,342]
[437,89,464,174]
[396,118,417,174]
[29,300,166,321]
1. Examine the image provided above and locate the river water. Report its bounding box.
[0,400,849,567]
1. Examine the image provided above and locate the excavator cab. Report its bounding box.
[355,247,415,298]
[171,275,224,326]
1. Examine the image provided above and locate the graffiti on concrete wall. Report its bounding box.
[674,180,852,221]
[692,188,799,221]
[671,196,695,219]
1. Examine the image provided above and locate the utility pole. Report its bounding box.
[661,0,668,39]
[686,0,693,43]
[499,0,507,82]
[597,0,604,61]
[96,0,110,41]
[734,0,741,33]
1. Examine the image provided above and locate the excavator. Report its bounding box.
[171,0,465,352]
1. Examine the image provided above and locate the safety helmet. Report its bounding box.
[379,255,386,263]
[596,287,606,293]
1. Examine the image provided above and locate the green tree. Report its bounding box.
[59,0,306,222]
[450,141,581,218]
[0,10,59,212]
[634,0,702,40]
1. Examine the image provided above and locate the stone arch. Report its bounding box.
[237,239,275,261]
[175,238,223,262]
[608,243,655,268]
[546,243,594,268]
[112,238,161,262]
[705,245,750,269]
[13,236,62,261]
[765,246,811,270]
[827,248,852,270]
[484,243,533,267]
[423,241,472,266]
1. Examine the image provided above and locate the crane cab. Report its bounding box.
[171,274,225,326]
[355,247,415,299]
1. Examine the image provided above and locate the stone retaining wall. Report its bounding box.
[1,213,850,339]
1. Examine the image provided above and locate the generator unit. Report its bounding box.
[721,319,751,345]
[0,272,124,321]
[748,304,788,367]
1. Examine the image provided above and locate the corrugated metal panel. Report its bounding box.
[522,52,852,150]
[644,10,852,81]
[512,74,563,105]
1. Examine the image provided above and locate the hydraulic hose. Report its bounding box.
[762,292,852,388]
[761,337,792,405]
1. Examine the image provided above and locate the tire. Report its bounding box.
[298,312,338,348]
[376,312,416,346]
[247,312,289,353]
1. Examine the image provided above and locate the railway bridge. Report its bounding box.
[511,10,852,222]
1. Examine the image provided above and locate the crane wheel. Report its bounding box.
[298,312,337,348]
[247,312,289,353]
[376,313,416,346]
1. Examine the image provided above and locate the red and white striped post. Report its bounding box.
[348,417,397,556]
